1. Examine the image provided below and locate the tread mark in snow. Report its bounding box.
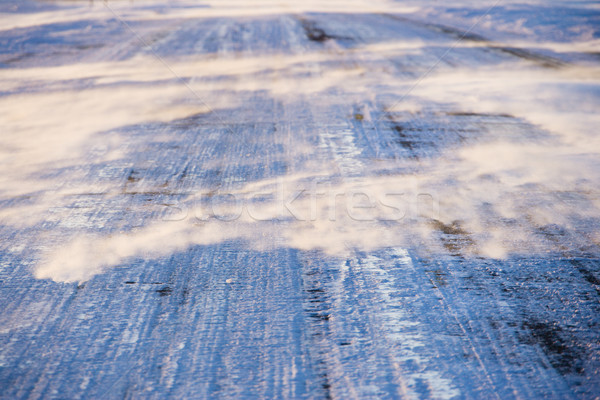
[521,319,584,376]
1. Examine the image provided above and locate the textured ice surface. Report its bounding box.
[1,0,599,398]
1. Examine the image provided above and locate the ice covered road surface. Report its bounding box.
[1,0,600,398]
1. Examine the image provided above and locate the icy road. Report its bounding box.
[1,0,600,398]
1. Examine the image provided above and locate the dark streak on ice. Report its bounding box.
[302,261,334,400]
[431,219,474,256]
[298,18,351,43]
[382,13,566,68]
[156,286,173,296]
[521,320,584,375]
[446,111,514,118]
[570,259,600,290]
[489,46,565,69]
[392,124,416,151]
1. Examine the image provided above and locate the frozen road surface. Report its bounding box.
[1,0,600,398]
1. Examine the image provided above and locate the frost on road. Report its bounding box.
[1,0,600,398]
